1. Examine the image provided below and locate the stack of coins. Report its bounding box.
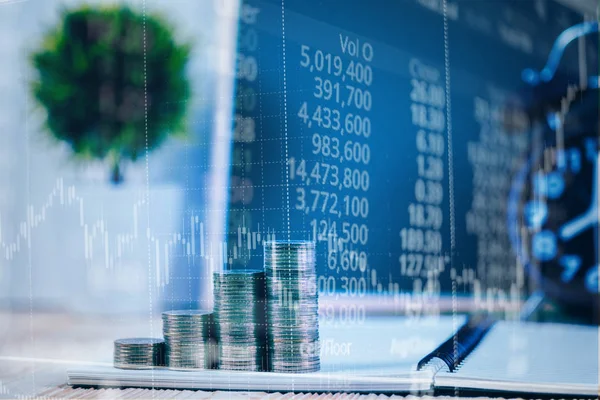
[162,310,215,370]
[265,240,320,373]
[113,338,165,369]
[213,270,267,371]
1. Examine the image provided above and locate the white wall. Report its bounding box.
[0,0,238,314]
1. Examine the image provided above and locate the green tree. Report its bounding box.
[32,5,191,183]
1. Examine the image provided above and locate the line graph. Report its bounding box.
[0,178,275,288]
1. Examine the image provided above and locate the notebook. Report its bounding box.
[68,316,599,396]
[434,320,600,396]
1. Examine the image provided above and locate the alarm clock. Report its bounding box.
[508,22,599,316]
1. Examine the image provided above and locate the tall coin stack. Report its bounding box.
[265,240,320,373]
[213,270,267,371]
[162,310,215,370]
[113,338,165,369]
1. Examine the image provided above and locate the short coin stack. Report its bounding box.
[162,310,215,370]
[113,338,165,369]
[213,270,267,371]
[265,240,320,373]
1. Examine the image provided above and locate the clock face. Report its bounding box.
[510,130,598,307]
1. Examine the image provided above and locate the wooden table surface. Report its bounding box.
[0,311,511,400]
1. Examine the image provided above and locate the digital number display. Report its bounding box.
[226,0,587,306]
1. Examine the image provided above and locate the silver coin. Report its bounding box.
[162,309,215,370]
[264,241,320,373]
[113,337,165,369]
[213,270,267,371]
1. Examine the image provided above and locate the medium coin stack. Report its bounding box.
[113,338,165,369]
[265,240,320,373]
[213,270,267,371]
[162,310,215,370]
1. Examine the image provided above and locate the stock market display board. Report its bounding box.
[226,0,594,313]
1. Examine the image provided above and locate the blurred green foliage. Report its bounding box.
[32,5,191,183]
